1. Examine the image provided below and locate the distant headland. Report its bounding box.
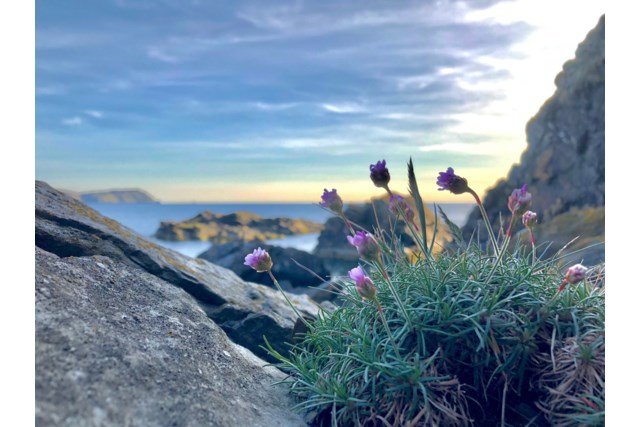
[63,188,158,204]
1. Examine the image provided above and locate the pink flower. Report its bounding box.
[347,231,380,261]
[565,264,588,284]
[389,195,415,222]
[348,266,377,301]
[319,188,344,214]
[244,247,273,272]
[522,211,537,228]
[507,184,532,216]
[558,264,588,291]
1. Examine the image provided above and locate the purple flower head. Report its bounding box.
[244,247,273,272]
[389,195,415,222]
[319,188,344,214]
[436,167,469,195]
[369,160,391,189]
[522,211,537,228]
[508,184,532,215]
[347,231,380,261]
[348,266,377,301]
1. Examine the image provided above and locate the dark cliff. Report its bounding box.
[462,15,605,264]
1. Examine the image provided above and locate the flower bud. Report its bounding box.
[348,266,377,301]
[244,247,273,272]
[522,211,537,228]
[347,231,380,261]
[565,264,588,284]
[558,264,588,291]
[370,160,391,189]
[319,188,343,214]
[389,194,415,221]
[508,184,532,216]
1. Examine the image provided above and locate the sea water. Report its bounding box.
[87,202,475,258]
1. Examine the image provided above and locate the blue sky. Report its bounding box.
[36,0,604,202]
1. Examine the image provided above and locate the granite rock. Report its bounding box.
[35,247,305,427]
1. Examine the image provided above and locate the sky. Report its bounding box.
[35,0,605,203]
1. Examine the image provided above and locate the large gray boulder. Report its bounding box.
[36,247,305,427]
[35,180,320,361]
[461,15,605,263]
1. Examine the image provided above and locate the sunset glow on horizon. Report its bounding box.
[36,0,605,203]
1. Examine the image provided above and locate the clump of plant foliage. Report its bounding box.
[251,159,604,426]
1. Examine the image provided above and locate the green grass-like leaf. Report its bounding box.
[266,158,604,427]
[407,157,429,254]
[438,205,465,248]
[267,243,604,426]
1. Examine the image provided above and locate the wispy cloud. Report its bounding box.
[251,102,298,111]
[396,74,440,91]
[236,1,481,36]
[100,79,133,92]
[236,4,302,32]
[395,65,476,91]
[377,112,453,124]
[154,140,248,150]
[36,85,66,96]
[321,103,367,114]
[36,29,115,50]
[36,0,605,201]
[275,137,353,150]
[62,117,83,126]
[147,47,180,63]
[84,110,104,118]
[419,142,504,154]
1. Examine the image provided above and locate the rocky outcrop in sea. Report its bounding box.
[154,210,323,243]
[461,15,605,265]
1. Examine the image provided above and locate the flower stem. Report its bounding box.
[484,235,511,284]
[268,270,312,329]
[468,188,499,256]
[558,279,568,293]
[395,205,434,268]
[339,212,356,235]
[400,208,429,257]
[506,213,516,239]
[529,230,536,263]
[374,257,412,327]
[375,299,401,358]
[386,188,433,265]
